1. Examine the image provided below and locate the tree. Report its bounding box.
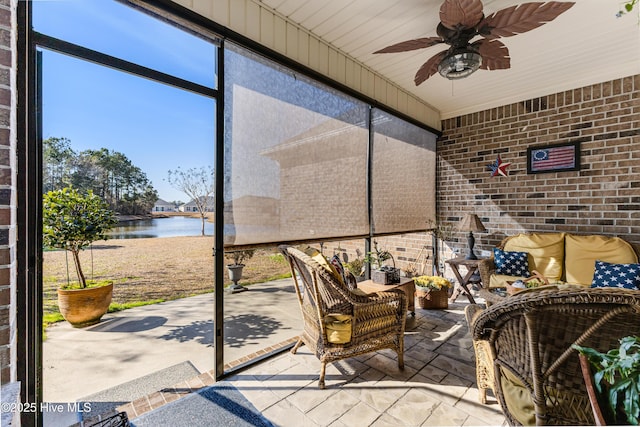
[167,166,214,236]
[70,148,158,215]
[42,188,117,288]
[43,138,159,214]
[43,137,75,193]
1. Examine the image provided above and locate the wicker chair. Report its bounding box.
[279,245,407,388]
[466,286,640,426]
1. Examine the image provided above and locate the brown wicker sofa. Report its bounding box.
[466,286,640,426]
[478,232,639,288]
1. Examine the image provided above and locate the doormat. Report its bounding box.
[79,361,200,421]
[130,382,274,427]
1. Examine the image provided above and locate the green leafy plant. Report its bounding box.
[344,258,364,278]
[364,240,392,270]
[617,0,638,16]
[43,187,117,289]
[573,336,640,425]
[225,249,255,266]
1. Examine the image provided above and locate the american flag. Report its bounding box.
[530,146,576,172]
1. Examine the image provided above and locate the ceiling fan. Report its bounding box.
[373,0,575,84]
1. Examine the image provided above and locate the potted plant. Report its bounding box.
[573,336,640,425]
[43,187,117,327]
[413,275,452,309]
[340,249,364,282]
[402,264,418,278]
[225,249,255,293]
[364,241,399,284]
[344,258,365,281]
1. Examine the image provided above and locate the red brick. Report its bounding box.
[437,76,640,251]
[0,268,9,286]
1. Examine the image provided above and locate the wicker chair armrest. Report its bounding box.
[464,304,484,332]
[478,257,495,288]
[352,289,407,320]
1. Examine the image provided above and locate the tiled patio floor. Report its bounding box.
[121,295,507,426]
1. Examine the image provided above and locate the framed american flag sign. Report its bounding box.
[526,141,581,174]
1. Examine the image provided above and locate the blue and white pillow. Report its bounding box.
[493,248,530,277]
[591,260,640,290]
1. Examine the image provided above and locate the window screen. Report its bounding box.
[371,109,437,235]
[224,43,369,246]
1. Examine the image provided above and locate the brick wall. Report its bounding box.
[0,0,15,384]
[438,75,640,255]
[323,232,446,280]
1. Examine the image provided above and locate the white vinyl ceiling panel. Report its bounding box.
[258,0,640,118]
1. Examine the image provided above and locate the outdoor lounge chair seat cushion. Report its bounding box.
[564,234,638,285]
[502,232,565,282]
[489,273,528,288]
[481,233,639,289]
[500,367,535,426]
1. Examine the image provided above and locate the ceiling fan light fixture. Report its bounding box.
[438,50,482,80]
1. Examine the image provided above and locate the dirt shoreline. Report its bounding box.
[43,235,289,316]
[118,212,215,223]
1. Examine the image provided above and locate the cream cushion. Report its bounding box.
[302,246,344,285]
[500,367,535,426]
[504,233,565,281]
[489,273,526,289]
[564,234,639,285]
[324,314,352,344]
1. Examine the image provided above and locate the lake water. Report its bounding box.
[108,216,214,239]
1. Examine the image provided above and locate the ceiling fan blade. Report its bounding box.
[479,2,575,38]
[373,37,443,54]
[414,51,447,85]
[472,39,511,70]
[440,0,484,30]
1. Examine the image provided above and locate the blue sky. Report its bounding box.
[35,0,217,202]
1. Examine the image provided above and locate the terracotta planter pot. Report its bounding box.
[57,283,113,328]
[578,353,607,426]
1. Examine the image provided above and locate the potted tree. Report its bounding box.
[573,336,640,425]
[43,187,117,327]
[225,249,255,293]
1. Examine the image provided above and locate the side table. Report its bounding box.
[357,277,415,316]
[445,257,486,304]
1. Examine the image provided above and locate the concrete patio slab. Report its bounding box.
[43,278,300,402]
[44,277,507,426]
